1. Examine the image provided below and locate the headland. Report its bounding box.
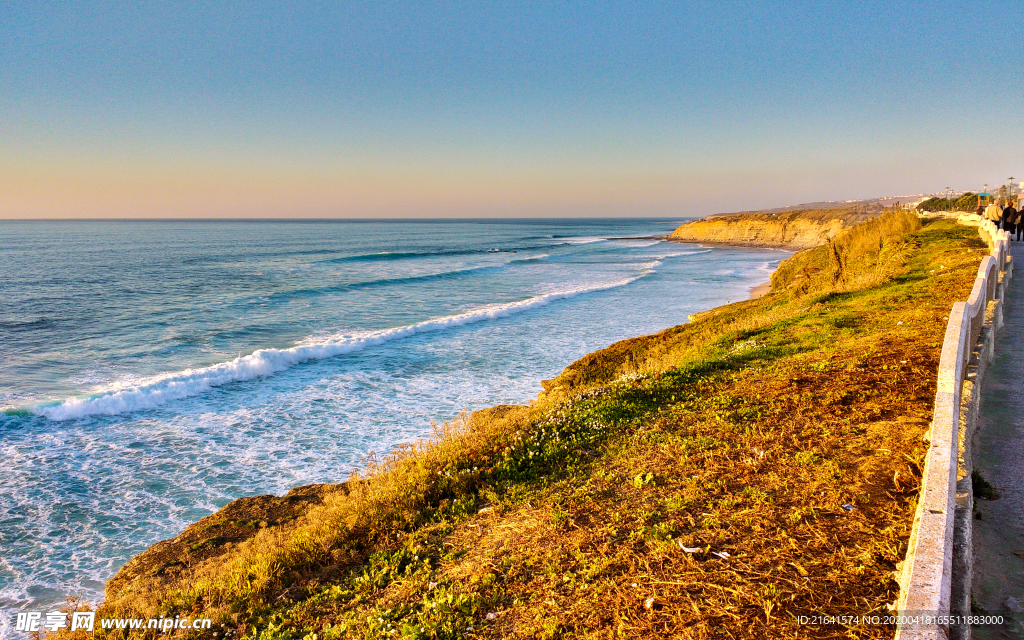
[666,204,884,249]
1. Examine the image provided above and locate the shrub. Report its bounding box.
[918,193,978,212]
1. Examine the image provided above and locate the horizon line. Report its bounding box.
[0,215,702,223]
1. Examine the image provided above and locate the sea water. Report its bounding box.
[0,219,784,623]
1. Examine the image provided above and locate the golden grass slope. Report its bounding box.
[63,208,989,639]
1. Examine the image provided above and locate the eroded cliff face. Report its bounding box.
[669,207,877,249]
[104,483,347,601]
[103,405,528,603]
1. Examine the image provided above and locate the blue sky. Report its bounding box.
[1,1,1020,217]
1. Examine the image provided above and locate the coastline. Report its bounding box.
[595,235,780,299]
[96,249,784,593]
[94,249,784,608]
[662,235,797,250]
[88,212,986,638]
[100,267,783,590]
[3,219,785,625]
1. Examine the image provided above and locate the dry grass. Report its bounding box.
[72,213,986,639]
[770,206,921,296]
[705,204,883,224]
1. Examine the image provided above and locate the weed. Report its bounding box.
[973,469,1000,500]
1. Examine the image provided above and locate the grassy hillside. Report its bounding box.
[705,204,883,223]
[71,209,987,639]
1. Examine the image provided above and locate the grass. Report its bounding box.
[68,209,988,639]
[769,204,922,296]
[971,470,1000,501]
[704,204,886,224]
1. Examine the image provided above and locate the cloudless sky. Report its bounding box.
[1,1,1021,218]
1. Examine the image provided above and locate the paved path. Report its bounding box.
[973,241,1024,638]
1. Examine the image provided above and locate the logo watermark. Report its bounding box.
[15,610,213,634]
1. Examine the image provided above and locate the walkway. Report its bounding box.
[973,241,1024,638]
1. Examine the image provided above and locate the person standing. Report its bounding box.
[1003,201,1019,239]
[1014,205,1024,241]
[985,199,1003,226]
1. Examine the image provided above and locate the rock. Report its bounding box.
[104,482,349,601]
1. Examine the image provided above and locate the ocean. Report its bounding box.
[0,218,785,624]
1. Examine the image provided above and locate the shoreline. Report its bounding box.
[94,250,783,602]
[609,234,784,299]
[90,212,977,638]
[662,235,800,250]
[748,280,772,299]
[5,223,784,622]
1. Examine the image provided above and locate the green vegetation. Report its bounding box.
[75,208,988,639]
[972,470,1000,501]
[917,193,979,212]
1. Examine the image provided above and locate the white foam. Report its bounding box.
[565,237,607,245]
[651,249,713,259]
[30,273,650,421]
[611,239,662,248]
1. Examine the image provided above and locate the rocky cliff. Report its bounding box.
[669,206,881,249]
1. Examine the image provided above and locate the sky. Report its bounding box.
[1,1,1021,219]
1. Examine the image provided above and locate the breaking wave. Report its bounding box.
[26,271,651,421]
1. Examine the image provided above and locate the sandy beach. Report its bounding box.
[748,280,771,299]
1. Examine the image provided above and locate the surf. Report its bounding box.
[25,271,651,421]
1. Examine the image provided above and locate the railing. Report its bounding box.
[895,219,1011,639]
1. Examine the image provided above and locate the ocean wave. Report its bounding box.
[649,249,714,260]
[25,271,649,421]
[510,253,549,263]
[341,253,549,288]
[609,239,663,248]
[261,254,551,303]
[326,246,544,263]
[0,317,56,332]
[181,247,351,265]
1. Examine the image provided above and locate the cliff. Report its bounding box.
[104,483,348,600]
[668,205,881,249]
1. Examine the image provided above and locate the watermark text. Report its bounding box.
[15,611,212,634]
